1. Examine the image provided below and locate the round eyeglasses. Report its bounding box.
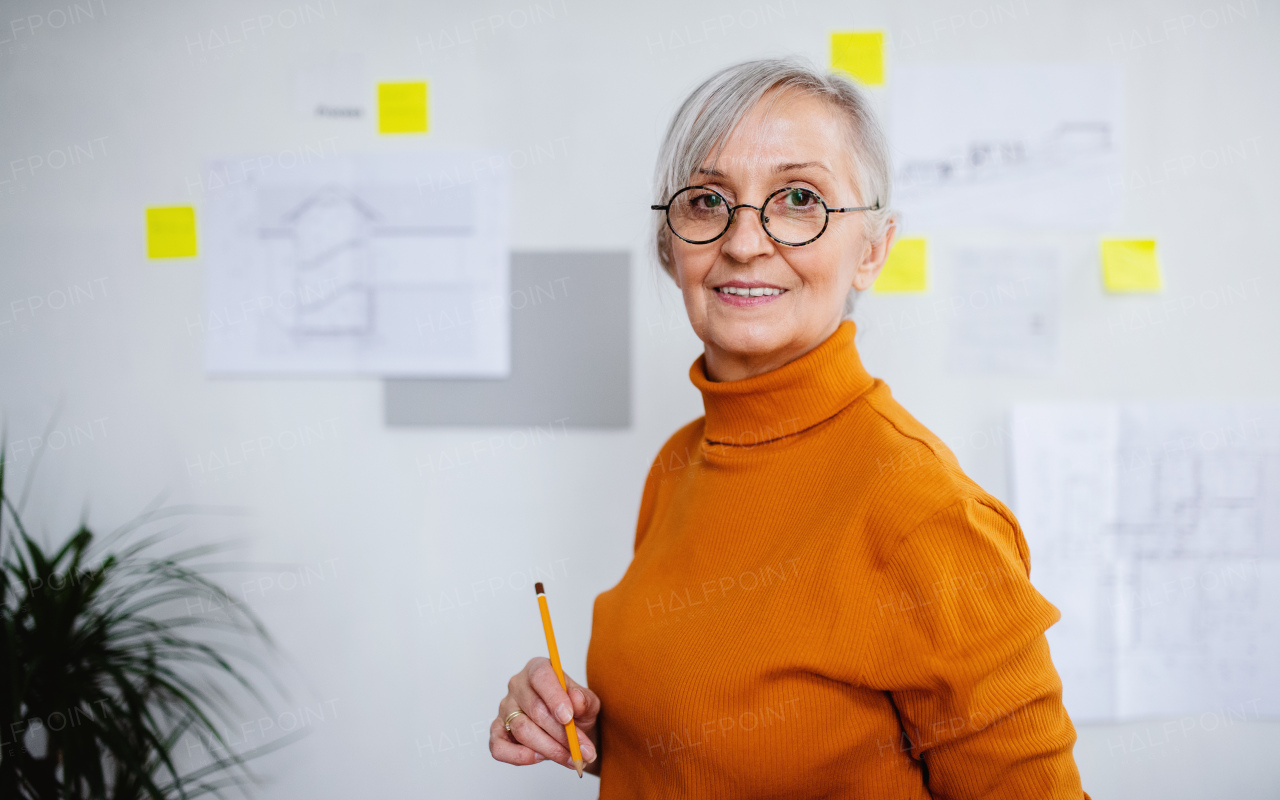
[651,185,880,247]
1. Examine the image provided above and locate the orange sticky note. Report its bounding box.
[874,237,927,293]
[378,81,428,134]
[146,206,197,258]
[831,32,885,86]
[1101,239,1161,292]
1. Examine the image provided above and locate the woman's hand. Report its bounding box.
[490,657,601,774]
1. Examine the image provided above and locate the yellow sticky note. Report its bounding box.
[831,31,885,86]
[378,81,428,134]
[874,237,927,293]
[146,206,197,258]
[1101,239,1161,292]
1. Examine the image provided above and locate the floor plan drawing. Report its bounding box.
[261,187,378,337]
[1011,404,1280,722]
[203,153,509,377]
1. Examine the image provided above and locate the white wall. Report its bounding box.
[1,0,1277,797]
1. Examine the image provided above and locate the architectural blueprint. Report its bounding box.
[889,64,1124,230]
[202,152,509,376]
[1011,404,1280,721]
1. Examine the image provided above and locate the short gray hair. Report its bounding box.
[652,57,896,316]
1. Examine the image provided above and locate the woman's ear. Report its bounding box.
[852,217,898,292]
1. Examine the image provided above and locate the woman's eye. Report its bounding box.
[785,189,816,206]
[695,193,723,208]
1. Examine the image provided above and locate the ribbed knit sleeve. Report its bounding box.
[862,497,1088,799]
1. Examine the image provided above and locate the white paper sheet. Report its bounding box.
[1012,403,1280,722]
[947,246,1059,375]
[889,64,1124,230]
[1011,404,1120,721]
[202,153,510,377]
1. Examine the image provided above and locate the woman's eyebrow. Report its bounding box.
[774,161,832,174]
[695,162,831,179]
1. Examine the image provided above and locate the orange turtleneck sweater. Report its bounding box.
[586,320,1088,799]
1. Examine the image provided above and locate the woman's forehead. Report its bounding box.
[700,91,854,180]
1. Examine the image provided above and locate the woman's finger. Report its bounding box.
[488,716,544,766]
[528,660,575,726]
[506,706,576,767]
[510,679,568,748]
[559,679,600,763]
[564,674,601,724]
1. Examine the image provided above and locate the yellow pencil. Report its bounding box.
[534,582,585,778]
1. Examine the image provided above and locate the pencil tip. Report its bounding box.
[534,582,544,595]
[572,758,584,777]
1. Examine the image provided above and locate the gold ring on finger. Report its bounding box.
[504,709,527,731]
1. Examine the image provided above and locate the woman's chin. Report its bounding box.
[704,323,790,360]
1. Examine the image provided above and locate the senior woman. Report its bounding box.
[490,58,1089,798]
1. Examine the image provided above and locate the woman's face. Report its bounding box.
[670,89,895,381]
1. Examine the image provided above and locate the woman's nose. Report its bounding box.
[721,206,773,261]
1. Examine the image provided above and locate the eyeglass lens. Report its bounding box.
[667,186,828,245]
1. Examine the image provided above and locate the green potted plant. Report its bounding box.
[0,452,298,799]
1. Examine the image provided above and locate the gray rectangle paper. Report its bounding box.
[384,251,631,428]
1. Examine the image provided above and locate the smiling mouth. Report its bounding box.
[715,286,786,297]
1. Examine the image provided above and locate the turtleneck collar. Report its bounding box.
[688,320,876,447]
